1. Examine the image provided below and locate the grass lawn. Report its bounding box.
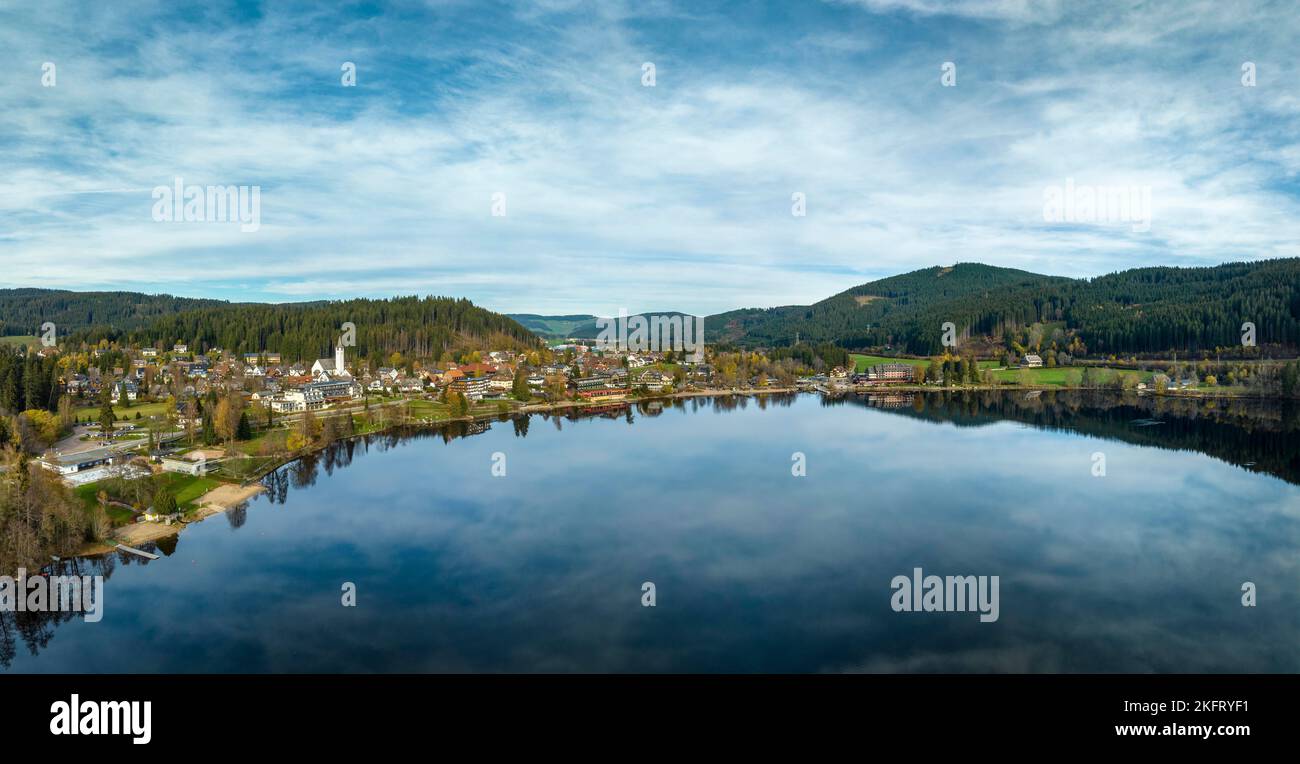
[405,399,452,418]
[851,354,928,371]
[155,472,222,511]
[0,335,38,347]
[989,366,1155,386]
[74,482,135,525]
[848,354,1160,387]
[76,473,221,517]
[212,455,281,481]
[73,400,173,422]
[233,429,277,455]
[406,398,519,420]
[851,354,1001,373]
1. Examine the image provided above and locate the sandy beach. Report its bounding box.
[77,482,267,556]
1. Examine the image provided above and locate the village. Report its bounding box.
[14,336,741,552]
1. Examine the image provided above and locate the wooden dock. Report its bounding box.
[114,543,160,560]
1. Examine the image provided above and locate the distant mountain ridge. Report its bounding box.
[705,260,1300,355]
[516,261,1300,355]
[508,312,695,341]
[8,259,1299,358]
[507,314,597,339]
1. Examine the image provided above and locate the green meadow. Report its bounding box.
[850,354,1000,373]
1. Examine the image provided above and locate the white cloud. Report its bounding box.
[1,0,1298,314]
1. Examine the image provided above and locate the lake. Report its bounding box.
[4,391,1299,672]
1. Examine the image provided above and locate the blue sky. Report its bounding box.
[2,0,1298,315]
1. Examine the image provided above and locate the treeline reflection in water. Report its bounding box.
[6,389,1289,668]
[821,389,1300,486]
[260,394,799,501]
[0,545,164,669]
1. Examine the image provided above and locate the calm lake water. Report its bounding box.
[5,391,1300,672]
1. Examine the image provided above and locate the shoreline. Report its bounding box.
[75,482,266,558]
[66,383,1288,561]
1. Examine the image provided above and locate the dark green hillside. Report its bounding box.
[708,260,1300,356]
[74,296,541,362]
[0,288,226,337]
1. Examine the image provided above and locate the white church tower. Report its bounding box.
[335,344,346,374]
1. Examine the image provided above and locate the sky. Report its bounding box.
[1,0,1299,316]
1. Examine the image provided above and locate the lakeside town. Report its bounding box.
[1,325,1298,566]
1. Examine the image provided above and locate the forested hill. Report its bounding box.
[0,288,227,336]
[706,260,1300,356]
[72,296,541,362]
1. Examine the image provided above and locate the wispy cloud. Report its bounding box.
[2,0,1298,315]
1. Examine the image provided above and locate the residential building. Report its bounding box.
[451,376,489,400]
[271,387,325,413]
[863,363,914,384]
[635,369,671,391]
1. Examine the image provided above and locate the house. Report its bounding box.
[488,372,515,392]
[635,369,672,391]
[1022,354,1043,368]
[161,457,206,476]
[173,343,188,354]
[111,380,139,402]
[397,377,425,394]
[141,347,158,358]
[65,374,90,395]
